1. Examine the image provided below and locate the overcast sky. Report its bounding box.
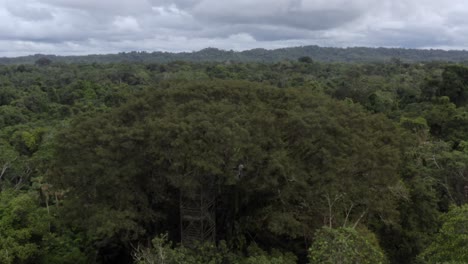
[0,0,467,56]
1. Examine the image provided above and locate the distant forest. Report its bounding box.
[3,45,468,65]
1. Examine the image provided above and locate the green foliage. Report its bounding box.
[298,56,313,63]
[0,143,27,192]
[242,244,297,264]
[40,233,88,264]
[441,65,468,106]
[418,205,468,263]
[0,189,89,264]
[35,57,52,67]
[366,90,396,113]
[0,86,18,106]
[308,227,388,264]
[400,116,429,141]
[0,106,27,127]
[134,235,234,264]
[0,190,50,263]
[133,234,296,264]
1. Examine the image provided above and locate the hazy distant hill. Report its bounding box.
[2,45,468,64]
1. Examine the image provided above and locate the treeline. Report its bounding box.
[3,45,468,65]
[0,59,467,263]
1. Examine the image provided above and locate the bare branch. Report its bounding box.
[432,154,441,169]
[0,163,9,180]
[352,208,368,229]
[325,192,343,228]
[343,202,354,228]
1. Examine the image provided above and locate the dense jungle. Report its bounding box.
[0,54,467,263]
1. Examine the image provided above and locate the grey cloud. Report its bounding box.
[0,0,468,56]
[42,0,153,16]
[191,0,364,31]
[365,27,454,48]
[5,1,53,21]
[149,0,199,9]
[192,9,361,31]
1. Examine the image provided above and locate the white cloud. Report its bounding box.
[113,16,141,33]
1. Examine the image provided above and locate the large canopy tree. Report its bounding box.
[48,80,403,260]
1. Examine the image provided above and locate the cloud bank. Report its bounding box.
[0,0,467,56]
